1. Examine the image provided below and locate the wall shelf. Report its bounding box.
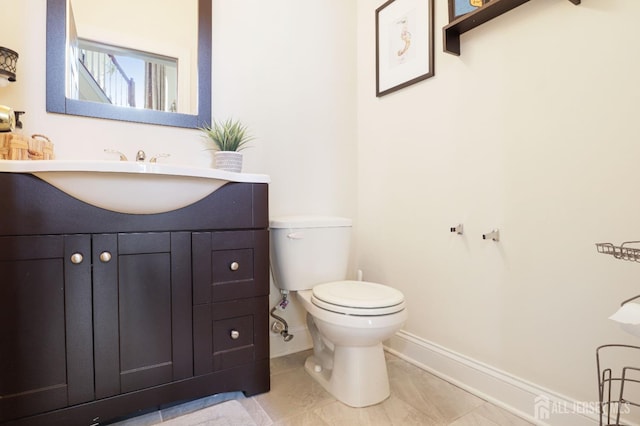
[443,0,581,56]
[596,242,640,263]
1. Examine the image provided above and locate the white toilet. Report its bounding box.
[269,216,407,407]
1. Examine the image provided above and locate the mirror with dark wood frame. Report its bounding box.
[46,0,211,128]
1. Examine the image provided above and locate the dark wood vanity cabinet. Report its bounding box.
[0,173,270,426]
[92,232,194,398]
[0,234,94,421]
[192,230,270,375]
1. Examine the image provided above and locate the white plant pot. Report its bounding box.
[214,151,243,172]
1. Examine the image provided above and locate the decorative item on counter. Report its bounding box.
[29,134,55,160]
[199,118,255,173]
[0,133,55,160]
[0,133,27,160]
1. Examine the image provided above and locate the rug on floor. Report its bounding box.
[160,400,256,426]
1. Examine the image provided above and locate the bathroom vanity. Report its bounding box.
[0,171,270,425]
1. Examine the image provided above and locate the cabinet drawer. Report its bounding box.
[212,248,254,284]
[214,315,253,351]
[212,314,254,370]
[193,296,269,375]
[212,297,267,371]
[193,230,269,304]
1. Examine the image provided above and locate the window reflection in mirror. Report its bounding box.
[73,39,179,113]
[67,0,197,115]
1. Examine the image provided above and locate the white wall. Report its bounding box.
[210,0,357,220]
[357,0,640,409]
[0,0,357,355]
[6,0,636,417]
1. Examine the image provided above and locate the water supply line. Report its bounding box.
[270,290,294,342]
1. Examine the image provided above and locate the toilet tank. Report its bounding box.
[270,216,352,291]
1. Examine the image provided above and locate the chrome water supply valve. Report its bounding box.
[278,298,289,310]
[270,290,294,342]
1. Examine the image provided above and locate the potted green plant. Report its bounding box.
[200,118,255,172]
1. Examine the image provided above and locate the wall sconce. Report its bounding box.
[0,46,21,132]
[0,46,19,87]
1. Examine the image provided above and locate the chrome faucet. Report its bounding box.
[104,149,128,161]
[136,150,146,162]
[149,153,170,163]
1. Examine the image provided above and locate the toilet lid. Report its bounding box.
[311,280,405,316]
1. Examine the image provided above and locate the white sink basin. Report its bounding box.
[0,160,270,214]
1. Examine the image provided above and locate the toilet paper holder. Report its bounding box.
[482,229,500,242]
[450,224,463,235]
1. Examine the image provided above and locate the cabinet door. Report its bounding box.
[0,235,93,423]
[93,232,192,398]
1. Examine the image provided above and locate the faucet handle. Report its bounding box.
[150,153,170,163]
[104,149,128,161]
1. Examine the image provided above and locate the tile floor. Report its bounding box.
[113,350,533,426]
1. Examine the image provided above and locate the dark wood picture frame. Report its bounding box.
[376,0,434,97]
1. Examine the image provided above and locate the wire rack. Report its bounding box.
[596,242,640,424]
[596,242,640,263]
[597,345,640,425]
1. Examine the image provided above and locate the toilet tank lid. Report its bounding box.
[270,215,352,229]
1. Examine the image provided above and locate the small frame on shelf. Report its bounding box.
[443,0,580,56]
[449,0,489,22]
[376,0,434,97]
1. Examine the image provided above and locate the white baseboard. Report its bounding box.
[385,330,600,426]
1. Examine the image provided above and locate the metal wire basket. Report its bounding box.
[597,344,640,425]
[596,242,640,263]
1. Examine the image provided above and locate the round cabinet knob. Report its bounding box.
[230,330,240,340]
[229,261,240,271]
[70,253,84,264]
[99,251,112,263]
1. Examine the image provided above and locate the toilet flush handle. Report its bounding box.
[287,232,304,240]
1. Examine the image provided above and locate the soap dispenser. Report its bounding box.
[0,105,15,132]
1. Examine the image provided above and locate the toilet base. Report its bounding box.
[304,342,390,407]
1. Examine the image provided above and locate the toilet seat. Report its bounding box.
[311,280,405,316]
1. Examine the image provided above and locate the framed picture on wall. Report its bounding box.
[375,0,434,97]
[448,0,489,22]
